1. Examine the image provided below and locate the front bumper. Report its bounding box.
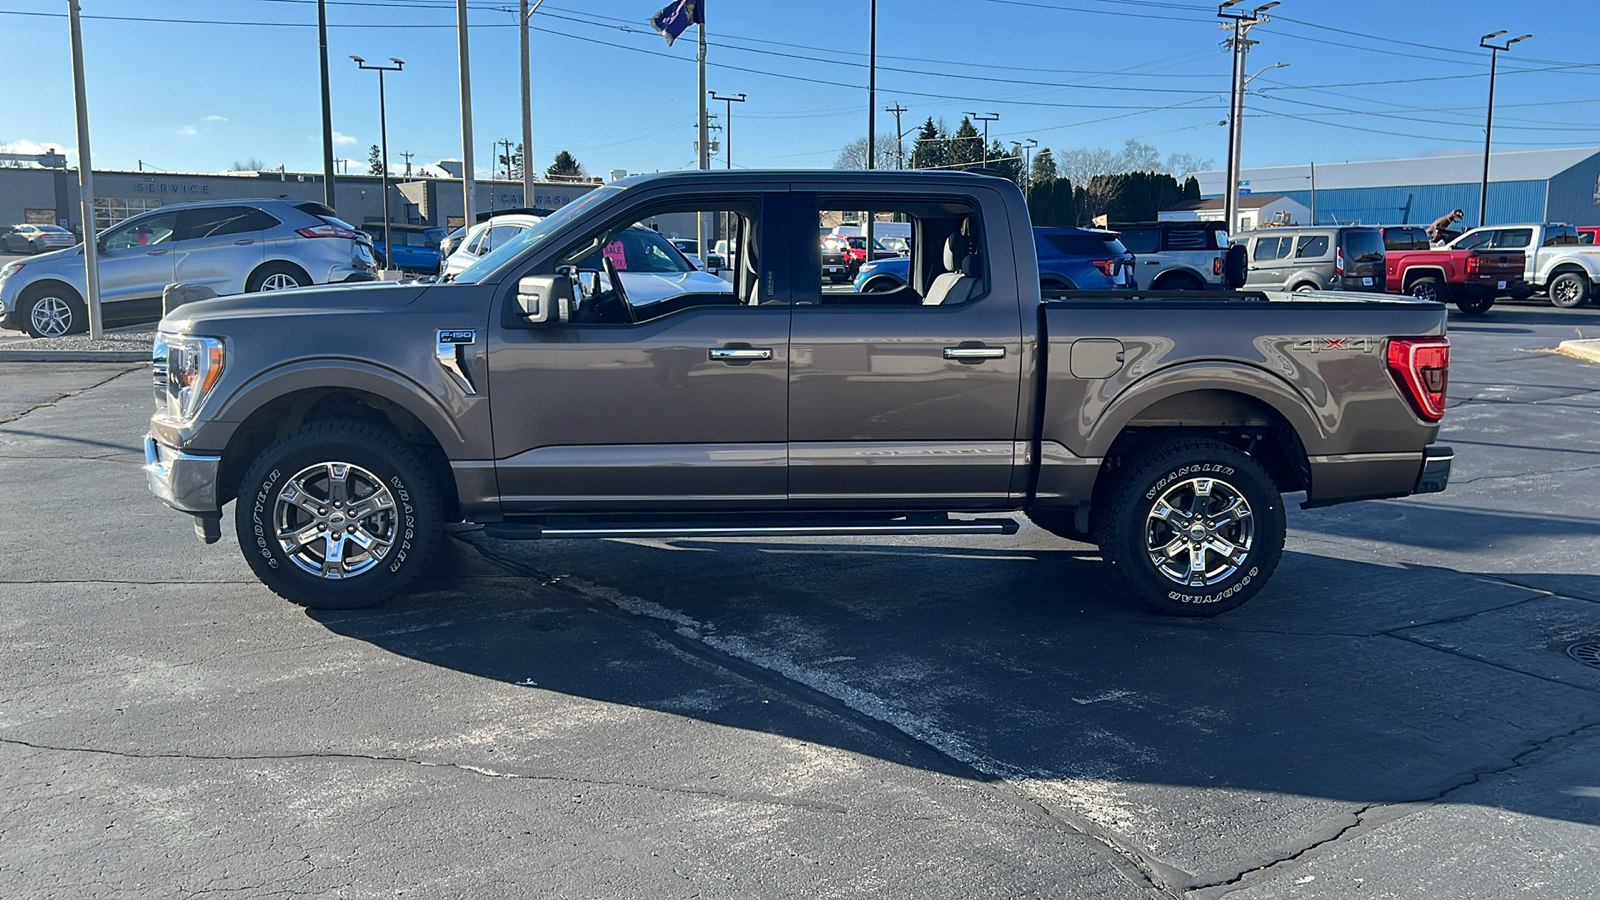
[1414,444,1453,494]
[145,435,222,514]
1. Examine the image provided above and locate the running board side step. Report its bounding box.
[480,518,1020,541]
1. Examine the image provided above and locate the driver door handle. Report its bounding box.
[709,347,773,361]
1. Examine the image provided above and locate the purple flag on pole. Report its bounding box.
[650,0,703,46]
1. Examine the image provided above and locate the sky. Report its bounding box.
[2,0,1598,181]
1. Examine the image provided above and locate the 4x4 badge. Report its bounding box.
[436,329,478,394]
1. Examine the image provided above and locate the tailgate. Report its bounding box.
[1470,250,1523,278]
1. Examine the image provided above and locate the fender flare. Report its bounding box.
[1080,361,1327,459]
[212,358,470,454]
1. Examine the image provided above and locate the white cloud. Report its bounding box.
[202,115,229,123]
[332,131,357,146]
[0,139,70,156]
[177,125,199,137]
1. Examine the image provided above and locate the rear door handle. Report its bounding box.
[709,347,773,361]
[233,239,255,245]
[147,249,168,256]
[944,346,1006,360]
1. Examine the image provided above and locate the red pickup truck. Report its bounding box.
[1380,225,1524,314]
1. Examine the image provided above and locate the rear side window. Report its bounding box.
[1492,228,1533,249]
[1295,235,1329,258]
[1040,232,1122,257]
[1118,228,1159,254]
[1543,226,1579,247]
[1162,228,1209,250]
[1340,229,1385,261]
[1581,231,1595,245]
[176,206,262,242]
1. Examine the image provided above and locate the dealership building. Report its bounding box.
[1194,147,1600,231]
[0,162,597,236]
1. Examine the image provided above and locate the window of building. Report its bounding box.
[92,197,163,233]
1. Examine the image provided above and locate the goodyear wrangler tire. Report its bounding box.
[235,421,441,609]
[1096,439,1285,616]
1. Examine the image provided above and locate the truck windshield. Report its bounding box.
[454,186,621,283]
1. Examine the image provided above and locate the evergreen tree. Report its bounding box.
[909,117,947,170]
[992,140,1024,185]
[1183,175,1201,201]
[1030,148,1057,184]
[367,144,386,176]
[546,150,585,180]
[949,116,982,167]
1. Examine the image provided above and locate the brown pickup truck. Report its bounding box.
[145,170,1453,616]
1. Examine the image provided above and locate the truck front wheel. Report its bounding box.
[234,421,442,609]
[1097,439,1285,616]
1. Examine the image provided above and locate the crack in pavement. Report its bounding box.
[0,736,1110,830]
[1449,463,1600,486]
[0,365,144,426]
[1189,720,1600,897]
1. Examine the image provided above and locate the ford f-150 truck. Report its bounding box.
[1379,226,1525,315]
[1449,223,1600,308]
[145,170,1453,616]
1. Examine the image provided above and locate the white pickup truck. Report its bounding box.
[1448,223,1599,308]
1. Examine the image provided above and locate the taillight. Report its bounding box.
[1386,337,1449,422]
[1466,255,1481,274]
[296,224,357,239]
[1213,256,1222,275]
[1090,258,1115,276]
[1335,246,1345,277]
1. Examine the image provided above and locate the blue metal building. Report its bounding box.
[1196,147,1600,230]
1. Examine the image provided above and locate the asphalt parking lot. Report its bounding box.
[1,302,1597,898]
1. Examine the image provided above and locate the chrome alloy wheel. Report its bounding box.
[1551,278,1582,306]
[260,273,303,291]
[274,461,398,579]
[1145,476,1256,587]
[29,295,73,337]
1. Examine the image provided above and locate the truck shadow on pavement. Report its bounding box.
[310,533,1600,833]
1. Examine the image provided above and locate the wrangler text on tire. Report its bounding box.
[1096,438,1285,616]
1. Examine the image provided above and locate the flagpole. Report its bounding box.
[696,5,708,257]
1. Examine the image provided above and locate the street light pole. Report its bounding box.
[1022,138,1038,194]
[456,0,475,228]
[520,0,545,205]
[709,92,746,170]
[351,56,403,275]
[317,0,336,209]
[1218,1,1278,235]
[964,112,1000,166]
[1478,30,1531,228]
[67,0,103,340]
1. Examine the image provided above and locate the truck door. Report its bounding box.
[787,189,1024,510]
[487,189,792,513]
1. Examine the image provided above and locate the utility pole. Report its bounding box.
[1218,1,1278,236]
[886,103,908,169]
[67,0,103,340]
[520,0,544,207]
[1478,30,1531,228]
[317,0,336,209]
[964,112,1000,166]
[400,151,414,177]
[696,8,709,256]
[456,0,475,228]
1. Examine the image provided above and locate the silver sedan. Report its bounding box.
[2,224,76,254]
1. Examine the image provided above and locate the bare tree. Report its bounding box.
[834,134,906,169]
[232,157,268,172]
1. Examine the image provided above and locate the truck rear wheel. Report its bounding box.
[1407,276,1448,305]
[234,421,442,609]
[1454,288,1494,315]
[1548,272,1589,309]
[1096,439,1285,616]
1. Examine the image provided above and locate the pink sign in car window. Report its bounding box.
[602,240,628,270]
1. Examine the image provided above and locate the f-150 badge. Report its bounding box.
[436,329,478,394]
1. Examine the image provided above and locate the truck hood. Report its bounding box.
[158,281,428,334]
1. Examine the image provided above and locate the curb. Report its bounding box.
[1557,338,1600,363]
[0,351,148,362]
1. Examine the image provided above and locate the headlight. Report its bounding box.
[0,261,22,282]
[156,333,225,421]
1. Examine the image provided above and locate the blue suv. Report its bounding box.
[371,226,447,274]
[853,227,1134,292]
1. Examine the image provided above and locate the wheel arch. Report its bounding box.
[211,364,470,516]
[248,259,315,291]
[1400,265,1447,291]
[1150,267,1205,289]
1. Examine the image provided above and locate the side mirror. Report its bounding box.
[514,273,572,326]
[95,238,105,252]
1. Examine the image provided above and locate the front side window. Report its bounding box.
[1253,236,1285,261]
[103,211,178,250]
